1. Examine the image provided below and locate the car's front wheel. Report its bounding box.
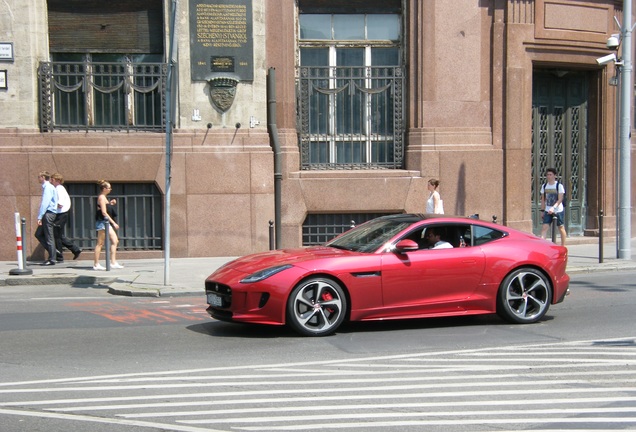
[497,267,552,324]
[287,277,347,336]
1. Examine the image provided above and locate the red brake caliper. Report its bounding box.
[321,291,334,314]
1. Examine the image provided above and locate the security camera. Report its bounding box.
[607,34,620,50]
[596,53,617,65]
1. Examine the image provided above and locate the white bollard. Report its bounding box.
[9,212,33,275]
[14,212,24,269]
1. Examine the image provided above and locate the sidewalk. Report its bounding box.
[1,238,636,297]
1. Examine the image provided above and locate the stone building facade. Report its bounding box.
[0,0,633,261]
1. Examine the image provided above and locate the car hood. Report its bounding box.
[218,246,356,275]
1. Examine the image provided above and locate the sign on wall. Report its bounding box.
[0,43,13,62]
[189,0,253,81]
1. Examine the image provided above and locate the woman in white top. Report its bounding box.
[426,178,444,214]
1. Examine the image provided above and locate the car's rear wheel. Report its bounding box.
[497,268,552,324]
[287,277,347,336]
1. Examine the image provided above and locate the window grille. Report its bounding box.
[297,65,405,169]
[38,60,167,132]
[302,213,395,246]
[65,183,163,251]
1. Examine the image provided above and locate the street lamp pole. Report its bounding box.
[618,0,632,259]
[164,0,178,284]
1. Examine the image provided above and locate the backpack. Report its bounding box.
[542,181,566,206]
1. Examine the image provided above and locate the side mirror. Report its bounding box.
[395,239,419,253]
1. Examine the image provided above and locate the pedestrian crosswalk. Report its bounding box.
[1,337,635,431]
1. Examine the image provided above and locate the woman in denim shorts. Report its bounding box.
[93,180,123,270]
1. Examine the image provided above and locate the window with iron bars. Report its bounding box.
[297,13,405,170]
[38,54,167,132]
[65,183,163,251]
[302,213,395,246]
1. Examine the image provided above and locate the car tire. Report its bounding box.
[497,267,552,324]
[287,277,347,336]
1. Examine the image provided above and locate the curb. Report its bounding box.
[0,274,118,287]
[106,282,204,298]
[566,263,636,274]
[2,263,636,295]
[0,275,204,297]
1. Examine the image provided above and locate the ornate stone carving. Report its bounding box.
[208,76,239,113]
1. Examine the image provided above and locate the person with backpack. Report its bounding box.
[540,167,567,246]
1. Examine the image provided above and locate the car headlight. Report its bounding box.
[240,264,293,283]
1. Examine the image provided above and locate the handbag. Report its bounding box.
[436,199,444,214]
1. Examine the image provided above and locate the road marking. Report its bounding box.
[0,408,227,432]
[181,408,636,424]
[1,337,634,431]
[64,300,207,324]
[1,335,635,387]
[230,418,636,431]
[118,397,636,418]
[30,297,107,300]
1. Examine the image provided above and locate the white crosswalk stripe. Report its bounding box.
[1,337,635,432]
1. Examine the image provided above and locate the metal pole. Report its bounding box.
[269,220,274,250]
[21,218,29,270]
[615,65,621,258]
[164,0,178,285]
[599,209,604,263]
[105,220,111,271]
[618,0,632,259]
[551,215,557,244]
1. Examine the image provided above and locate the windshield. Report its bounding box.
[326,217,414,253]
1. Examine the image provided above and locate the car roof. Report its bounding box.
[379,214,511,235]
[379,213,481,223]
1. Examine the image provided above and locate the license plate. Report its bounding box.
[207,293,223,307]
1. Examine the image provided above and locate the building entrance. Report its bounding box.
[531,70,589,236]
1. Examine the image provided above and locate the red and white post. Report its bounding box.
[15,212,24,267]
[9,212,32,275]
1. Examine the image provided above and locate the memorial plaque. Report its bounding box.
[189,0,253,81]
[211,56,235,73]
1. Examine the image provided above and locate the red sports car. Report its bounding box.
[205,214,569,336]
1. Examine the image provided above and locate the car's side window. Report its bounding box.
[401,228,428,249]
[418,225,459,249]
[400,224,498,250]
[438,224,471,248]
[473,225,505,246]
[462,225,472,246]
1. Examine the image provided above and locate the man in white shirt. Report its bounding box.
[34,171,58,265]
[424,227,453,249]
[51,173,82,261]
[540,168,567,246]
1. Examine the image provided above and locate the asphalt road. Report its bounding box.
[0,271,635,431]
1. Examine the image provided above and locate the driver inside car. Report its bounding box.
[423,227,453,249]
